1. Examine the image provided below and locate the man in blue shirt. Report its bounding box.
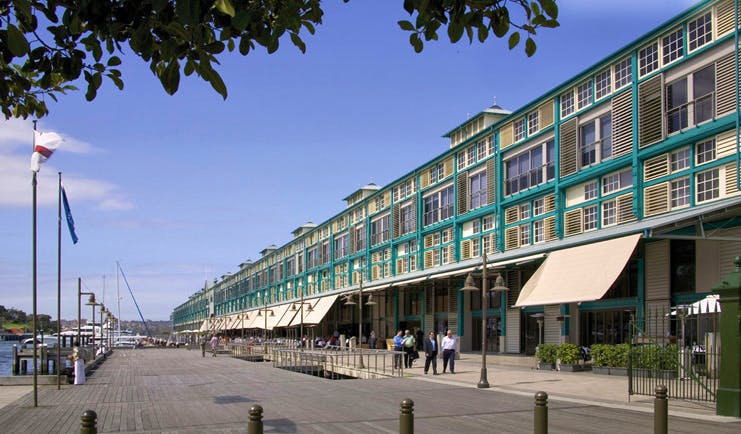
[423,331,439,375]
[393,330,404,369]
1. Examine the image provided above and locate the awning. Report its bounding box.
[275,304,300,328]
[297,294,339,326]
[263,304,291,330]
[198,318,211,332]
[427,253,547,280]
[514,234,641,307]
[286,300,318,327]
[243,310,263,329]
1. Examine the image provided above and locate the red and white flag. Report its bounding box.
[30,130,63,172]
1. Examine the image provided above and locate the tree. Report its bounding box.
[1,0,559,119]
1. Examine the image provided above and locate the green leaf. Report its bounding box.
[7,24,30,57]
[447,22,464,43]
[107,56,122,67]
[232,11,250,31]
[161,60,181,95]
[214,0,236,17]
[410,33,423,53]
[290,33,306,53]
[539,0,559,18]
[398,20,415,32]
[508,32,520,50]
[176,0,200,26]
[525,37,536,57]
[477,25,488,43]
[206,68,227,99]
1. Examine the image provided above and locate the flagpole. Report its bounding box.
[31,120,38,407]
[57,172,62,390]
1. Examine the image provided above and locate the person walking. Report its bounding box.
[369,330,377,350]
[441,329,457,374]
[209,335,219,357]
[393,330,404,369]
[199,336,207,357]
[402,329,416,369]
[423,331,438,375]
[70,341,86,385]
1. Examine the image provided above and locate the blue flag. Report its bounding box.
[61,185,79,244]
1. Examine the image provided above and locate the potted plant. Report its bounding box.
[590,344,610,375]
[609,343,630,376]
[557,343,583,372]
[536,343,557,370]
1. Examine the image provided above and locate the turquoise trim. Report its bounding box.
[577,298,638,311]
[672,292,712,304]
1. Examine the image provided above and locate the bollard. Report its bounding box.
[399,398,414,434]
[247,404,263,434]
[654,385,668,434]
[80,409,97,434]
[534,391,548,434]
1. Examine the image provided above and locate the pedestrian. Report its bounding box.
[70,340,86,385]
[369,330,376,349]
[210,335,219,357]
[423,331,439,375]
[199,336,207,357]
[415,327,424,351]
[393,330,404,369]
[441,329,457,374]
[402,329,416,369]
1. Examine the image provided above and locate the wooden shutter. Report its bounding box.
[505,227,520,250]
[392,204,400,238]
[725,163,739,196]
[644,182,670,216]
[396,258,404,274]
[544,194,555,213]
[559,118,578,177]
[486,159,496,205]
[611,89,633,157]
[383,191,391,208]
[499,123,513,149]
[460,240,472,260]
[505,206,520,224]
[457,171,468,215]
[716,130,737,158]
[368,199,378,215]
[617,193,636,224]
[544,216,557,241]
[716,54,735,117]
[638,75,663,148]
[539,100,554,128]
[644,154,669,181]
[443,156,454,178]
[420,170,430,189]
[424,250,434,269]
[717,0,736,36]
[424,234,435,248]
[564,208,583,237]
[372,265,380,280]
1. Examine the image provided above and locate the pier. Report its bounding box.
[0,347,738,433]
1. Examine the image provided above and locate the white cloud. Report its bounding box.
[0,118,97,154]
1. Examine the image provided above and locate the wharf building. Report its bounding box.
[172,0,741,354]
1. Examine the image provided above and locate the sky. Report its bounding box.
[0,0,701,322]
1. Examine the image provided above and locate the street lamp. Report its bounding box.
[460,253,509,388]
[345,273,375,368]
[98,304,106,354]
[291,284,313,350]
[256,304,274,353]
[78,283,98,358]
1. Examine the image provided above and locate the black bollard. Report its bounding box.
[247,404,263,434]
[534,391,548,434]
[654,385,668,434]
[400,398,414,434]
[80,409,97,434]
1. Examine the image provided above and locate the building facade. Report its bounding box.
[172,0,741,354]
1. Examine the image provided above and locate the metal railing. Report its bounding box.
[268,346,404,378]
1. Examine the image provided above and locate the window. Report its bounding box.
[371,214,390,245]
[579,114,612,167]
[561,91,574,117]
[696,139,716,165]
[688,12,712,52]
[519,224,530,246]
[595,69,611,100]
[533,220,545,243]
[577,81,593,110]
[354,226,366,252]
[307,248,317,269]
[666,65,715,134]
[662,28,683,65]
[477,140,488,160]
[584,205,598,231]
[670,240,695,294]
[533,198,545,215]
[423,185,454,226]
[472,219,481,234]
[399,203,416,235]
[639,42,659,76]
[469,171,487,210]
[458,150,467,170]
[320,241,330,264]
[584,181,598,200]
[671,178,690,209]
[504,139,555,195]
[602,169,632,195]
[487,136,495,156]
[513,118,525,142]
[334,234,348,259]
[614,57,632,89]
[429,162,445,184]
[482,215,494,231]
[696,168,719,203]
[467,146,476,165]
[528,110,540,135]
[520,203,531,220]
[602,200,617,227]
[671,148,690,172]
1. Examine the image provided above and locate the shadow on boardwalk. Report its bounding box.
[0,348,738,433]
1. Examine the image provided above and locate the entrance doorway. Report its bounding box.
[472,317,500,352]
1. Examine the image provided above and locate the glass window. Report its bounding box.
[423,185,454,226]
[639,42,659,76]
[371,215,390,245]
[577,81,593,110]
[504,140,554,195]
[399,203,416,235]
[584,181,598,200]
[334,233,348,259]
[467,146,476,165]
[477,140,488,160]
[671,178,690,209]
[528,110,539,135]
[688,12,712,51]
[533,220,545,243]
[519,224,530,246]
[666,77,688,133]
[561,91,574,118]
[667,66,715,134]
[513,118,525,142]
[670,240,695,294]
[469,171,487,210]
[696,168,719,203]
[614,57,632,89]
[671,148,690,172]
[693,65,715,125]
[696,139,716,165]
[458,150,467,170]
[533,198,545,215]
[662,28,683,65]
[602,169,632,195]
[580,114,611,168]
[584,205,598,231]
[602,200,617,226]
[595,69,611,100]
[482,215,494,231]
[354,226,366,252]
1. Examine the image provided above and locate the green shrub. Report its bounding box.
[590,344,608,367]
[613,343,630,368]
[557,343,581,364]
[536,344,558,364]
[659,344,678,370]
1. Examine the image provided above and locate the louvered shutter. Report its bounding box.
[500,123,513,149]
[486,159,496,205]
[564,208,583,236]
[424,251,434,269]
[457,171,468,215]
[544,216,557,241]
[544,194,555,212]
[505,206,520,224]
[617,193,636,224]
[716,130,737,158]
[420,171,430,189]
[644,154,669,181]
[461,240,472,260]
[505,227,520,250]
[443,157,454,178]
[611,90,633,157]
[638,75,663,148]
[715,54,735,117]
[717,0,736,36]
[559,118,578,177]
[644,182,670,216]
[392,204,400,238]
[539,100,554,128]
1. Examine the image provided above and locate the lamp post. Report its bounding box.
[345,273,375,368]
[256,299,274,353]
[98,304,106,354]
[291,284,312,350]
[78,283,97,357]
[460,253,509,388]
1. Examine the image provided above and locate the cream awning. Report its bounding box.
[243,310,264,329]
[262,303,291,330]
[275,304,300,328]
[297,294,339,326]
[514,234,641,307]
[198,318,211,332]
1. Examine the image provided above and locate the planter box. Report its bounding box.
[655,369,677,380]
[537,362,556,370]
[592,366,610,375]
[610,367,628,376]
[558,363,583,372]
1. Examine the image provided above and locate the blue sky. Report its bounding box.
[0,0,700,322]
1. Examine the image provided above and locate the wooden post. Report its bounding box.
[399,398,414,434]
[12,345,19,375]
[534,391,548,434]
[247,404,263,434]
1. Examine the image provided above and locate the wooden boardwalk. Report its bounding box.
[0,348,738,433]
